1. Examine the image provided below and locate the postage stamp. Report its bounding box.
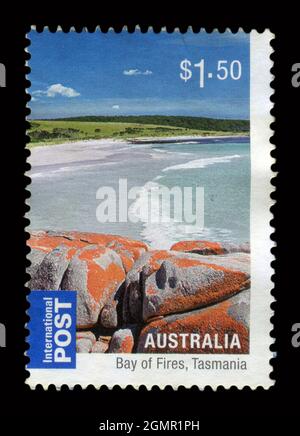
[26,28,274,389]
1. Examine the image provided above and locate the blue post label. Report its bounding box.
[28,290,76,368]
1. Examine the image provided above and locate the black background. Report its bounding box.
[0,7,299,429]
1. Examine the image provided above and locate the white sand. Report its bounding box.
[28,135,247,167]
[28,138,128,167]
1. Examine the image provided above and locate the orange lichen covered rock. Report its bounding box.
[108,327,136,353]
[28,231,251,355]
[76,330,96,353]
[60,244,126,329]
[29,243,86,290]
[170,240,250,255]
[123,250,250,323]
[27,232,91,289]
[142,256,250,321]
[123,250,202,323]
[27,247,48,285]
[91,339,110,353]
[28,230,148,272]
[123,250,177,323]
[28,230,88,253]
[137,290,250,354]
[76,331,96,344]
[180,252,250,274]
[60,231,148,272]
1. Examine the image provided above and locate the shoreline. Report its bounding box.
[30,133,249,149]
[28,134,249,168]
[28,136,250,248]
[128,134,249,144]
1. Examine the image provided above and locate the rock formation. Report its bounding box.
[28,231,251,354]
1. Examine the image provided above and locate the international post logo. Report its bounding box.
[27,290,76,368]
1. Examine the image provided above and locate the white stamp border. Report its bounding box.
[26,29,275,389]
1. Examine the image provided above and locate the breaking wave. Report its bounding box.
[162,154,242,172]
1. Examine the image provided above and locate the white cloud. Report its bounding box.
[47,84,80,97]
[31,96,38,102]
[112,104,120,109]
[123,69,153,76]
[32,83,80,98]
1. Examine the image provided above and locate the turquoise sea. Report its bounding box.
[29,138,250,249]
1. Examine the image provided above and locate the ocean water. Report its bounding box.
[29,138,250,249]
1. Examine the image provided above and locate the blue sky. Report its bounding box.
[29,30,250,119]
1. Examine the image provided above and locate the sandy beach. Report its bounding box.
[28,138,128,167]
[28,133,250,247]
[28,135,248,168]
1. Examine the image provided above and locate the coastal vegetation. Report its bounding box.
[28,116,249,147]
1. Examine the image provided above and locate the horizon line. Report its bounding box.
[29,114,250,122]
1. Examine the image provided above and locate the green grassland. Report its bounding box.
[28,116,249,148]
